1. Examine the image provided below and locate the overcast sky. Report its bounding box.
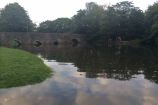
[0,0,157,23]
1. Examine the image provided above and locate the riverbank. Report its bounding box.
[0,47,52,88]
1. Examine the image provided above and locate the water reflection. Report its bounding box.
[0,45,158,105]
[20,45,158,83]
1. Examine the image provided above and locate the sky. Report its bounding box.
[0,0,157,23]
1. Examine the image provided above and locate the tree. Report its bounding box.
[128,8,145,38]
[71,10,87,34]
[100,1,145,40]
[0,3,34,32]
[37,18,73,33]
[37,20,53,32]
[51,18,73,33]
[145,2,158,36]
[72,2,104,35]
[151,21,158,36]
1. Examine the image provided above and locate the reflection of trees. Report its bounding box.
[20,45,158,83]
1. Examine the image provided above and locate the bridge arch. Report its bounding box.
[12,39,22,47]
[33,40,42,47]
[53,39,61,46]
[72,38,80,47]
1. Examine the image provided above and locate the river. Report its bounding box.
[0,45,158,105]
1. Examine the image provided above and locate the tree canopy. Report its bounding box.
[145,2,158,36]
[36,1,158,44]
[37,18,73,33]
[0,3,34,32]
[72,2,104,35]
[0,1,158,45]
[100,1,145,40]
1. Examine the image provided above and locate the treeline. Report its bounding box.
[0,1,158,43]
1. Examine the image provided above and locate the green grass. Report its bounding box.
[0,47,52,88]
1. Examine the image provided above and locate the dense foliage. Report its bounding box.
[100,1,145,40]
[72,2,104,35]
[0,1,158,44]
[0,3,35,32]
[146,2,158,37]
[37,18,73,33]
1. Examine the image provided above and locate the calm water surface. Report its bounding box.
[0,45,158,105]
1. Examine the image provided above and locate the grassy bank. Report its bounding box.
[0,47,52,88]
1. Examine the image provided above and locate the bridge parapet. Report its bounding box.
[0,32,85,47]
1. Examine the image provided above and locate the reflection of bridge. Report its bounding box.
[0,32,85,47]
[19,44,158,82]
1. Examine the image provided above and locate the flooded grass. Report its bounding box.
[0,47,52,88]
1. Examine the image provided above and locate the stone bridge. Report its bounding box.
[0,32,85,47]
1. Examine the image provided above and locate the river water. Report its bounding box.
[0,45,158,105]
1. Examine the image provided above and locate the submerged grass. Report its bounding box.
[0,47,52,88]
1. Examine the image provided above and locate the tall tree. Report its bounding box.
[151,21,158,36]
[100,1,145,40]
[72,2,104,35]
[145,2,158,36]
[0,3,34,32]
